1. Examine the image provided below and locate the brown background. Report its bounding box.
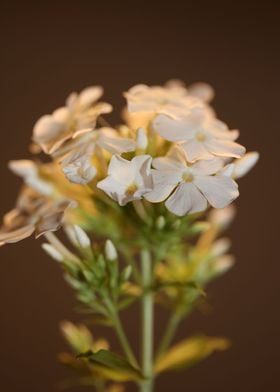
[0,1,279,391]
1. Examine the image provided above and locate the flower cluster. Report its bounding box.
[0,81,258,392]
[0,81,258,246]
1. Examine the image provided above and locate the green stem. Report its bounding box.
[155,311,182,360]
[140,249,154,392]
[106,300,138,368]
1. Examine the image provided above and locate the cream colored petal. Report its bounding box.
[206,139,246,158]
[153,114,196,142]
[8,160,37,177]
[78,86,104,108]
[35,210,65,238]
[165,182,207,216]
[232,151,259,179]
[97,176,128,205]
[145,171,177,203]
[191,157,224,175]
[108,155,135,185]
[181,140,213,162]
[188,82,215,103]
[0,224,35,244]
[98,133,136,154]
[194,175,239,208]
[33,115,64,143]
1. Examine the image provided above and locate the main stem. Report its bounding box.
[140,249,154,392]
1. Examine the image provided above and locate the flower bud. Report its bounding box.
[105,239,117,261]
[73,225,91,248]
[156,215,166,230]
[136,128,148,150]
[122,265,132,281]
[213,255,235,274]
[42,243,63,262]
[65,225,91,248]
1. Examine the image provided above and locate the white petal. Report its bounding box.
[165,182,207,216]
[181,140,213,162]
[188,82,215,103]
[97,176,127,204]
[206,139,246,158]
[220,163,235,177]
[98,129,136,154]
[33,115,64,146]
[153,114,196,142]
[194,175,239,208]
[232,152,259,179]
[191,157,224,175]
[145,169,179,202]
[108,155,135,185]
[78,86,103,108]
[8,160,36,177]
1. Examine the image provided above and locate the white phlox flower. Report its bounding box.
[33,86,112,155]
[153,113,245,162]
[60,127,136,184]
[146,147,239,216]
[97,155,153,206]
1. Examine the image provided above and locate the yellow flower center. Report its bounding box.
[195,131,206,142]
[182,172,194,182]
[126,183,138,195]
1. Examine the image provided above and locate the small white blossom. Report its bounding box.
[97,155,152,206]
[153,113,245,162]
[146,147,239,216]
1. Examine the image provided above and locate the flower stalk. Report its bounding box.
[140,249,154,392]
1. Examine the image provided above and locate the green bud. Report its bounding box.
[156,215,166,230]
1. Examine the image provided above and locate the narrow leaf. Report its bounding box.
[155,335,230,374]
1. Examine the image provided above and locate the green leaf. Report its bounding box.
[155,335,230,374]
[78,349,143,382]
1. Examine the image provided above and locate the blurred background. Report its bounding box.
[0,1,279,391]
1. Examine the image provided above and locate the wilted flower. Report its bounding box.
[33,86,112,155]
[146,147,239,216]
[97,155,152,206]
[0,187,71,245]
